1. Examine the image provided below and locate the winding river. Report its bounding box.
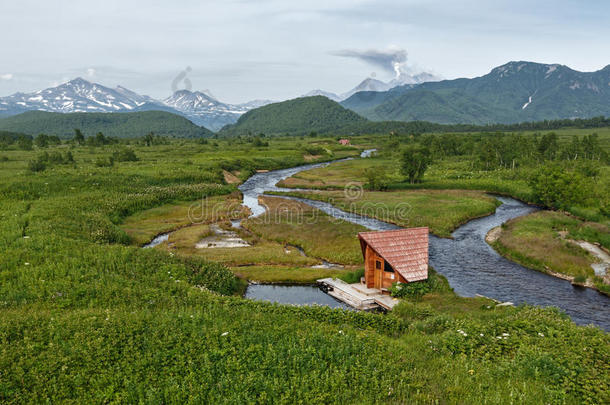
[239,154,610,330]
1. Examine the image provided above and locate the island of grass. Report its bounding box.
[488,211,610,295]
[120,194,367,283]
[270,189,501,238]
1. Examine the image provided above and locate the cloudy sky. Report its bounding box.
[1,0,609,103]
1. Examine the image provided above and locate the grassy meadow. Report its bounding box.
[274,189,501,237]
[1,132,609,403]
[492,211,610,294]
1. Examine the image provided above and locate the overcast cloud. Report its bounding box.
[1,0,609,103]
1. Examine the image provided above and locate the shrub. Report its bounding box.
[390,280,432,298]
[27,160,46,172]
[113,148,139,162]
[573,274,587,284]
[95,156,115,167]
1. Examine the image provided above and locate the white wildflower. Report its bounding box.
[538,332,544,337]
[221,331,229,336]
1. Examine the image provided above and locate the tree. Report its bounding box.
[364,167,389,191]
[400,145,431,184]
[17,135,33,151]
[529,163,594,210]
[34,134,49,148]
[73,128,85,145]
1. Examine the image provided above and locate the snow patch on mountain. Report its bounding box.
[0,78,274,132]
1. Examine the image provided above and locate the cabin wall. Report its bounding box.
[364,245,399,289]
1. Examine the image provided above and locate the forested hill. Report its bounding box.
[0,110,213,138]
[342,62,610,125]
[218,96,367,136]
[332,116,610,136]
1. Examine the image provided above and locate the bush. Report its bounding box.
[390,280,432,298]
[303,146,326,155]
[573,274,587,283]
[363,167,389,191]
[27,160,46,172]
[338,268,364,284]
[95,156,114,167]
[113,148,138,162]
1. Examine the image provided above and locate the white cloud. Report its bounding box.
[0,73,13,80]
[86,68,96,77]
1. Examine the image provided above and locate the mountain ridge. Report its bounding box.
[341,61,610,124]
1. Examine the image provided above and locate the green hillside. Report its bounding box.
[0,110,213,138]
[219,96,367,136]
[342,62,610,125]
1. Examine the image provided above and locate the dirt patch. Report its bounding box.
[569,240,610,278]
[195,224,250,248]
[485,226,502,243]
[303,154,321,161]
[223,170,241,184]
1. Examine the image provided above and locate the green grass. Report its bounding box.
[121,193,247,245]
[231,265,350,283]
[491,211,610,294]
[1,136,609,403]
[243,196,368,264]
[274,189,501,238]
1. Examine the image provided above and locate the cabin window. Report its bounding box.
[375,260,382,269]
[384,261,394,273]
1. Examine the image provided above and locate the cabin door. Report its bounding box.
[374,259,383,289]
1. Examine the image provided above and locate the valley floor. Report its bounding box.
[1,135,609,403]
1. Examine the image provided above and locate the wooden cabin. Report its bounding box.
[358,228,429,291]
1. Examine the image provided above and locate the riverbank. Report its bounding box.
[487,211,610,296]
[269,189,501,238]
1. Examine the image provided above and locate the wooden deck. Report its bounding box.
[317,278,400,311]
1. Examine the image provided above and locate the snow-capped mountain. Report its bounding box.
[0,78,274,131]
[0,78,162,114]
[162,90,274,131]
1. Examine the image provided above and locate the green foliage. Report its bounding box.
[529,163,595,209]
[95,156,115,167]
[302,145,326,155]
[390,270,448,299]
[341,61,610,125]
[390,280,432,298]
[73,128,85,144]
[220,96,366,136]
[113,147,138,162]
[400,144,432,183]
[363,167,389,190]
[0,111,213,139]
[17,134,33,150]
[34,133,49,148]
[337,268,364,284]
[0,136,608,403]
[27,159,45,172]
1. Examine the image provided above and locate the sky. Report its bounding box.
[1,0,609,103]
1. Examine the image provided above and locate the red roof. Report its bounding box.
[358,228,429,282]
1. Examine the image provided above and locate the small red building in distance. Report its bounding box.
[338,139,350,145]
[358,228,429,290]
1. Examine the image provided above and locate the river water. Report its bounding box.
[239,155,610,330]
